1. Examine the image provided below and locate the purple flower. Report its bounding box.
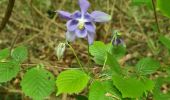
[112,38,124,46]
[57,0,111,44]
[112,31,125,46]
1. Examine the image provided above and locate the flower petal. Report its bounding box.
[90,11,111,22]
[57,11,72,20]
[79,0,90,15]
[66,20,78,31]
[84,13,93,22]
[88,32,95,44]
[66,31,76,42]
[75,28,88,38]
[112,38,124,46]
[85,22,96,33]
[71,11,82,19]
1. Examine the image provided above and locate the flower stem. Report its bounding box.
[102,35,115,71]
[66,43,84,71]
[102,56,107,71]
[87,45,91,71]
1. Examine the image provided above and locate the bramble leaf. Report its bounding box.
[89,80,121,100]
[153,77,170,100]
[107,44,126,59]
[157,0,170,18]
[136,57,160,75]
[0,48,10,60]
[89,41,107,65]
[21,67,55,100]
[11,46,28,63]
[0,60,20,83]
[142,77,155,92]
[89,41,125,65]
[112,75,145,98]
[106,53,122,75]
[159,36,170,50]
[56,70,89,95]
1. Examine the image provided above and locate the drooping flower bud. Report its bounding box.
[55,43,66,60]
[112,31,125,47]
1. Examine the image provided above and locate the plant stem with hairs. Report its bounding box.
[10,32,21,52]
[66,43,85,72]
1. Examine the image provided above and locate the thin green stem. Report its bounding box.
[66,43,84,71]
[87,45,91,70]
[102,56,107,71]
[10,32,21,53]
[102,35,114,71]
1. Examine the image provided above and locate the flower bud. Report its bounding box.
[55,43,66,60]
[112,31,125,47]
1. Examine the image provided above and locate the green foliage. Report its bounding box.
[112,75,145,98]
[142,77,155,92]
[106,53,122,75]
[89,41,126,65]
[89,41,107,65]
[110,45,126,59]
[136,57,160,75]
[0,60,20,83]
[21,67,55,100]
[153,77,170,100]
[159,36,170,50]
[112,74,154,99]
[89,80,121,100]
[157,0,170,18]
[56,70,89,95]
[0,48,10,60]
[0,46,28,83]
[11,46,28,63]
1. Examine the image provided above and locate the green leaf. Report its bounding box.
[56,70,89,95]
[157,0,170,18]
[106,53,122,75]
[112,75,145,98]
[0,60,20,83]
[153,77,170,100]
[136,57,160,75]
[89,41,107,65]
[109,45,126,59]
[90,41,125,65]
[159,36,170,50]
[89,80,121,100]
[21,67,55,100]
[11,46,28,63]
[142,77,155,91]
[0,48,10,60]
